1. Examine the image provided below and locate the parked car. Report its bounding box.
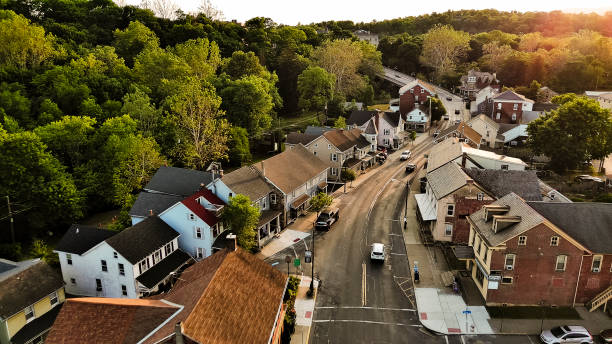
[443,115,449,120]
[405,163,416,173]
[370,243,385,262]
[600,329,612,342]
[315,207,339,230]
[454,109,460,114]
[446,96,452,101]
[400,150,411,161]
[540,325,593,344]
[455,119,461,125]
[574,175,603,183]
[376,153,387,164]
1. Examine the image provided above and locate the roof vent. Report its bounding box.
[483,205,510,222]
[492,215,521,233]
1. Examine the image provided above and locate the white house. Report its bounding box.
[377,112,407,149]
[158,188,225,260]
[405,104,429,132]
[54,218,192,299]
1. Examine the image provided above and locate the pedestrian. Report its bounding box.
[414,270,420,283]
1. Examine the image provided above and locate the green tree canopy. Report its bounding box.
[309,192,333,214]
[297,66,335,113]
[221,194,260,250]
[227,126,251,167]
[333,116,346,129]
[420,25,470,81]
[113,20,160,66]
[0,10,56,69]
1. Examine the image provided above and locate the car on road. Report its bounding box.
[601,329,612,342]
[446,96,452,101]
[315,207,339,230]
[433,130,440,138]
[454,109,460,114]
[540,325,593,343]
[405,163,416,173]
[400,150,411,161]
[443,115,449,120]
[455,119,461,125]
[574,175,603,183]
[370,243,385,262]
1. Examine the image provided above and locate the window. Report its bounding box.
[313,151,317,156]
[164,243,172,256]
[121,285,127,296]
[592,255,603,272]
[154,249,161,264]
[483,247,488,263]
[196,247,205,259]
[444,223,453,236]
[95,278,103,292]
[384,129,390,135]
[496,112,501,120]
[66,253,72,265]
[501,277,513,284]
[118,263,125,276]
[410,89,413,94]
[212,224,221,237]
[25,305,34,321]
[511,113,517,121]
[556,255,567,271]
[475,267,484,286]
[447,204,455,216]
[421,89,424,93]
[518,236,527,246]
[328,144,331,149]
[314,143,318,148]
[550,236,559,246]
[331,167,337,176]
[477,193,484,201]
[139,259,149,274]
[270,193,276,204]
[101,260,107,272]
[383,138,390,145]
[229,192,233,198]
[195,227,202,239]
[113,252,118,258]
[70,278,76,284]
[331,153,337,162]
[513,103,518,110]
[505,254,516,270]
[189,213,195,221]
[49,291,58,306]
[497,103,502,110]
[501,164,509,170]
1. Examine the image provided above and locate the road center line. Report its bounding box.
[315,306,416,312]
[361,262,367,306]
[312,319,422,327]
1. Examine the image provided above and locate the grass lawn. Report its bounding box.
[278,112,320,130]
[367,103,390,111]
[486,306,581,319]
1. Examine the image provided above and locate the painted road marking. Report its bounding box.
[312,319,422,327]
[361,262,367,306]
[315,306,416,312]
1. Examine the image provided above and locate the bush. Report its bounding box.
[281,276,300,343]
[29,239,58,266]
[570,197,584,202]
[0,243,22,261]
[595,193,612,203]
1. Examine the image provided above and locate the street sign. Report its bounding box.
[462,310,472,314]
[304,250,312,263]
[285,255,292,264]
[294,258,300,267]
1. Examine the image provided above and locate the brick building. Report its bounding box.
[398,79,436,117]
[458,70,500,99]
[467,193,612,308]
[483,90,534,124]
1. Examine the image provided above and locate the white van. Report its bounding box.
[370,243,385,262]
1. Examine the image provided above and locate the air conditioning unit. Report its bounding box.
[505,265,513,271]
[593,267,600,273]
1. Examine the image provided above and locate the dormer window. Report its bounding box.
[477,193,484,201]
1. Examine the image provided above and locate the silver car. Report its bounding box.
[540,325,593,343]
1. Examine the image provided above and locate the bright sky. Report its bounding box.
[126,0,612,25]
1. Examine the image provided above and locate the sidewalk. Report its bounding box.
[291,275,319,344]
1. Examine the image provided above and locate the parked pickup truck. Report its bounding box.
[315,207,340,230]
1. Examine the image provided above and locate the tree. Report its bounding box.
[198,0,224,20]
[409,130,417,146]
[227,126,251,166]
[171,38,221,81]
[333,116,346,129]
[168,79,230,169]
[133,46,191,101]
[0,82,32,127]
[429,97,446,122]
[313,39,365,97]
[218,75,275,137]
[309,192,333,214]
[420,25,470,81]
[113,20,159,66]
[222,51,266,80]
[297,66,335,113]
[120,87,161,137]
[34,116,96,170]
[481,42,513,71]
[221,194,260,250]
[29,239,58,266]
[0,10,56,69]
[341,169,356,187]
[527,94,612,171]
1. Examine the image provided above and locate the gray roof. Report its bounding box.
[527,202,612,253]
[469,193,546,247]
[105,217,180,264]
[285,132,319,146]
[221,166,274,202]
[494,90,533,102]
[0,260,64,318]
[304,126,334,136]
[364,120,377,134]
[382,111,401,127]
[129,192,183,218]
[144,166,214,196]
[55,225,116,255]
[427,162,471,199]
[427,138,464,173]
[497,123,520,135]
[347,110,377,126]
[463,168,542,201]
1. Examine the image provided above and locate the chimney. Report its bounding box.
[261,161,265,176]
[226,233,237,251]
[174,322,184,344]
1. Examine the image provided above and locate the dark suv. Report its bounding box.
[315,207,339,230]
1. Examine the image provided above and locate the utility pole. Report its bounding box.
[6,196,15,244]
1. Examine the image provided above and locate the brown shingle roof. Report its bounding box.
[45,298,180,344]
[221,166,274,202]
[255,144,329,194]
[494,90,534,103]
[323,128,367,151]
[285,132,319,146]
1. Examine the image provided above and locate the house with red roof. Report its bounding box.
[159,188,226,260]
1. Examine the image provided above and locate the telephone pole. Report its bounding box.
[6,196,15,244]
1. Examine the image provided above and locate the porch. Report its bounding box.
[257,210,283,247]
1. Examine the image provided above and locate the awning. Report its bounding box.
[258,209,282,227]
[317,181,327,189]
[414,193,437,221]
[136,249,193,289]
[452,245,475,260]
[291,194,309,209]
